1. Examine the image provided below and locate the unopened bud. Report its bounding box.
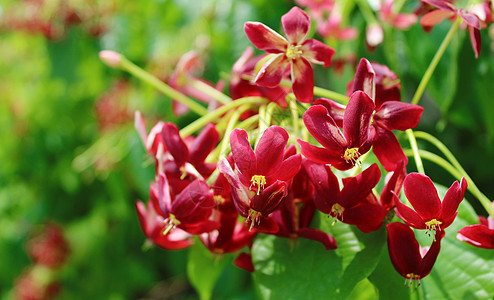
[99,50,123,68]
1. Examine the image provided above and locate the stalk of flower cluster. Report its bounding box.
[255,104,268,148]
[403,149,462,179]
[180,96,267,137]
[278,79,349,104]
[413,131,494,219]
[99,50,208,116]
[288,96,300,148]
[187,78,232,105]
[406,129,425,174]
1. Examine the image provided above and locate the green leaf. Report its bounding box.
[187,240,230,300]
[252,221,386,300]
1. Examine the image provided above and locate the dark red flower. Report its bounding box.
[244,6,335,102]
[387,222,444,287]
[304,160,384,230]
[156,173,218,235]
[394,173,467,236]
[27,223,70,269]
[298,91,374,171]
[457,215,494,249]
[230,126,301,194]
[230,47,289,107]
[136,200,194,250]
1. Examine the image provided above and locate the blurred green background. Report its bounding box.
[0,0,493,299]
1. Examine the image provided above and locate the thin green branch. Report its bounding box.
[406,129,425,174]
[410,18,462,105]
[187,78,232,105]
[313,87,349,104]
[413,131,494,218]
[403,149,462,180]
[119,56,208,116]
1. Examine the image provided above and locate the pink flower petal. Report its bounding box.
[392,13,418,30]
[281,7,311,45]
[244,22,288,53]
[404,173,441,220]
[301,39,335,67]
[421,10,455,27]
[468,26,482,58]
[423,0,457,12]
[255,54,289,87]
[291,57,314,103]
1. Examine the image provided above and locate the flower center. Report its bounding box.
[405,273,421,288]
[329,203,345,224]
[162,214,181,235]
[425,218,442,238]
[286,44,303,59]
[250,175,266,195]
[342,147,361,165]
[246,209,262,231]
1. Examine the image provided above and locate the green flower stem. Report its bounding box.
[119,56,208,116]
[288,95,300,150]
[264,102,278,129]
[216,107,245,161]
[406,129,425,174]
[180,97,267,137]
[356,0,379,25]
[413,131,494,219]
[187,78,232,105]
[410,17,462,106]
[313,87,349,104]
[255,104,268,148]
[403,149,462,180]
[237,114,260,131]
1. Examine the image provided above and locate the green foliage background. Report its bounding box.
[0,0,493,299]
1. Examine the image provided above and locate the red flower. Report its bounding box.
[298,91,374,171]
[230,126,302,194]
[379,0,418,30]
[420,0,485,58]
[136,200,194,250]
[304,160,384,230]
[244,6,335,102]
[457,215,494,249]
[27,223,70,269]
[387,222,444,287]
[394,173,467,235]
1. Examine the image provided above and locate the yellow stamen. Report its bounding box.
[425,219,442,239]
[405,273,421,288]
[286,44,303,59]
[246,209,262,231]
[162,214,181,235]
[250,175,266,195]
[329,203,345,225]
[342,147,361,166]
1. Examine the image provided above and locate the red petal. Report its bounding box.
[218,158,251,216]
[172,180,215,224]
[372,127,408,172]
[303,160,339,213]
[351,58,375,99]
[230,129,257,178]
[343,91,374,149]
[303,105,347,150]
[439,178,467,224]
[291,58,314,103]
[313,98,345,127]
[188,123,220,165]
[457,225,494,249]
[298,139,347,169]
[281,7,311,44]
[161,122,189,167]
[158,173,172,217]
[244,22,287,53]
[418,231,444,277]
[255,54,289,87]
[392,13,418,30]
[234,252,255,272]
[394,194,427,230]
[374,101,423,131]
[343,202,386,233]
[380,160,406,211]
[269,154,302,182]
[255,126,289,175]
[460,10,481,29]
[468,26,481,58]
[387,222,422,278]
[404,173,441,220]
[421,10,455,27]
[340,163,381,208]
[251,180,287,215]
[297,228,338,250]
[301,39,335,67]
[422,0,457,12]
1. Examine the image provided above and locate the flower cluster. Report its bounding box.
[97,3,494,288]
